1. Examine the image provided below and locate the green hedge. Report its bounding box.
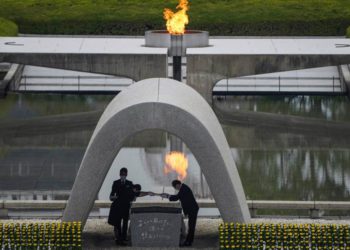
[347,26,350,38]
[1,0,350,36]
[191,19,350,36]
[0,17,18,36]
[14,20,163,36]
[12,19,350,36]
[219,223,350,250]
[0,222,82,249]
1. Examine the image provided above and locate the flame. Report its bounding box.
[164,151,188,181]
[163,0,189,35]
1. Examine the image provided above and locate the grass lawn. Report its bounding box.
[0,17,18,36]
[0,0,350,36]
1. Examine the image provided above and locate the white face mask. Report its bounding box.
[120,175,126,181]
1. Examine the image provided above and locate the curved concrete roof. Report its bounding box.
[63,78,250,225]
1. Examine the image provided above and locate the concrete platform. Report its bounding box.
[187,38,350,102]
[0,37,165,54]
[0,37,168,82]
[2,36,350,100]
[83,218,219,250]
[83,218,350,250]
[188,38,350,55]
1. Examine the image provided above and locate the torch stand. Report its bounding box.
[170,34,184,152]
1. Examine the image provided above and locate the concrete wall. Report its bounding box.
[0,54,167,81]
[339,64,350,97]
[187,54,350,103]
[8,64,24,91]
[0,63,11,71]
[0,64,23,97]
[0,79,8,98]
[62,78,251,226]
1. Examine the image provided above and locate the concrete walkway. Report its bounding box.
[83,218,220,250]
[83,218,350,249]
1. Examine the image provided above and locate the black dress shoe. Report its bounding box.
[115,240,127,246]
[180,241,192,247]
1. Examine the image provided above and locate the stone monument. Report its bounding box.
[62,78,251,226]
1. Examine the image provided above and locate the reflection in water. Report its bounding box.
[0,93,113,119]
[214,95,350,122]
[2,146,349,202]
[235,149,350,201]
[0,148,82,200]
[0,93,350,205]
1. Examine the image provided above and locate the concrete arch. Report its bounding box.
[62,78,251,225]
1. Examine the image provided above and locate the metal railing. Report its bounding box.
[214,76,344,94]
[20,75,134,92]
[18,75,345,94]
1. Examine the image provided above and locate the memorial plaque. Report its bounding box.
[130,206,182,247]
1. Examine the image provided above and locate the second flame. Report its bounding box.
[164,151,188,181]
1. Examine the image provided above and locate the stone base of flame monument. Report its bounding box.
[145,30,209,56]
[130,206,183,247]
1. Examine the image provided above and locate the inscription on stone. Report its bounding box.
[130,207,182,247]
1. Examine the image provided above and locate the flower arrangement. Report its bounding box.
[219,223,350,250]
[0,221,82,249]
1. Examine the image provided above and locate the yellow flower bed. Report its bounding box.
[0,222,82,249]
[219,223,350,250]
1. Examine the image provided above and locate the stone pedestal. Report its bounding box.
[130,206,182,247]
[144,30,209,56]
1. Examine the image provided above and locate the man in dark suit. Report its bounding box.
[108,168,134,245]
[162,180,199,247]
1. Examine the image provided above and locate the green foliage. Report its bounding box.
[0,222,82,249]
[0,147,9,158]
[0,17,18,36]
[219,223,350,250]
[0,0,350,36]
[347,26,350,38]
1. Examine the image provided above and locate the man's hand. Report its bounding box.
[110,195,118,201]
[160,193,170,199]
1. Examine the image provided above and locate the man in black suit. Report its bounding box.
[162,180,199,247]
[108,168,134,245]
